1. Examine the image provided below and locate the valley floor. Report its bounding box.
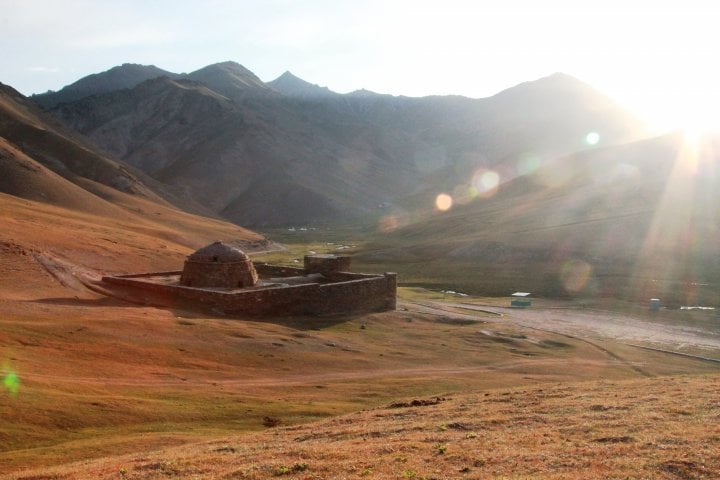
[2,209,719,478]
[2,284,720,478]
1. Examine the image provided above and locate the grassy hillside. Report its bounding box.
[6,374,719,479]
[1,196,719,477]
[358,132,720,305]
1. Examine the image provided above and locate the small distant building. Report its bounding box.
[101,241,397,317]
[510,292,532,308]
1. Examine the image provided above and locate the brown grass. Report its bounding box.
[2,197,719,478]
[6,374,719,479]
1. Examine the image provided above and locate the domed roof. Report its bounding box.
[186,241,250,263]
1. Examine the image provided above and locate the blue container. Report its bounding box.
[650,298,660,311]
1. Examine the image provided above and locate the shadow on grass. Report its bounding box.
[30,296,132,307]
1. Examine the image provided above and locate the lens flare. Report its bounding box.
[561,259,592,292]
[452,184,477,205]
[378,214,399,233]
[585,132,600,146]
[435,193,453,211]
[3,370,19,397]
[480,171,499,190]
[517,153,541,175]
[471,169,500,198]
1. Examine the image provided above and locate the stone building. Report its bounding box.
[180,241,258,288]
[102,242,397,317]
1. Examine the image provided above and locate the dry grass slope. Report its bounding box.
[2,193,719,479]
[6,375,718,479]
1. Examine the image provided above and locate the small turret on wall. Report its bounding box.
[304,254,352,275]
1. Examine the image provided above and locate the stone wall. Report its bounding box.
[323,271,381,282]
[304,255,351,275]
[111,271,183,278]
[315,273,397,313]
[254,263,306,277]
[102,270,397,317]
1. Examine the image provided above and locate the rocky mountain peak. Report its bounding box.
[267,71,337,98]
[185,61,272,98]
[31,63,177,108]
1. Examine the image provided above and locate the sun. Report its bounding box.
[632,84,720,137]
[684,122,720,145]
[675,104,720,153]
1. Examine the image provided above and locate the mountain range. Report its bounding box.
[359,130,720,303]
[9,60,714,301]
[31,61,646,227]
[4,59,720,480]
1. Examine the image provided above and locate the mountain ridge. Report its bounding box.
[267,70,337,98]
[0,80,239,222]
[30,63,180,109]
[185,61,274,99]
[40,62,646,226]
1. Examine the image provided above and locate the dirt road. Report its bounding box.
[435,301,720,353]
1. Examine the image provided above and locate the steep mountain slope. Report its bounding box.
[45,65,646,227]
[0,78,269,309]
[361,132,720,303]
[342,73,638,179]
[30,63,178,108]
[0,81,163,199]
[50,76,420,225]
[0,80,267,261]
[0,137,128,218]
[0,81,216,216]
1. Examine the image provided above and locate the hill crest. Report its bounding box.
[267,71,338,98]
[31,63,178,109]
[32,63,647,226]
[185,61,273,99]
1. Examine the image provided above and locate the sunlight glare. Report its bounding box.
[435,193,453,211]
[677,131,706,176]
[584,132,600,146]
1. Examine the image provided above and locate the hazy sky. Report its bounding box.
[2,0,719,131]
